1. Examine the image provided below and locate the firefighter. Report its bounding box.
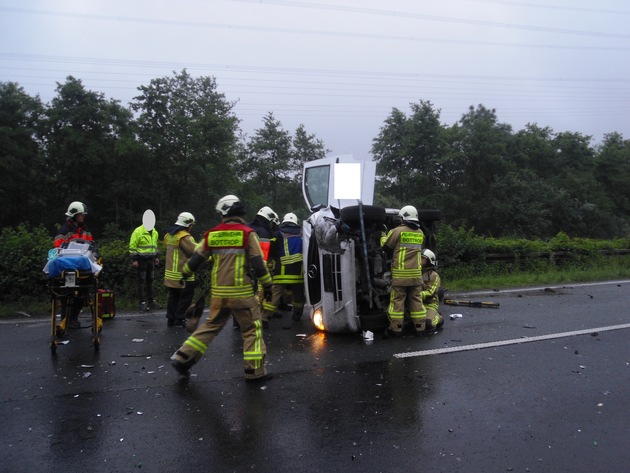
[381,205,427,336]
[53,201,93,249]
[164,212,197,327]
[53,201,94,329]
[263,212,305,323]
[170,195,273,382]
[129,213,161,312]
[248,206,279,327]
[421,249,444,331]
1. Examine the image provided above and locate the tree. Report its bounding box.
[131,69,240,229]
[372,101,444,209]
[0,82,46,228]
[42,76,135,235]
[239,112,294,212]
[593,132,630,236]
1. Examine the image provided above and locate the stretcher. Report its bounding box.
[44,241,103,353]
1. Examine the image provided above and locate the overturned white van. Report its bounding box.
[302,155,441,333]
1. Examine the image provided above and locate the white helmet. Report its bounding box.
[175,211,195,227]
[66,201,87,217]
[422,249,437,266]
[399,205,418,222]
[257,206,279,224]
[216,195,241,216]
[282,212,299,225]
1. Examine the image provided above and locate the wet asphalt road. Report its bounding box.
[1,281,629,473]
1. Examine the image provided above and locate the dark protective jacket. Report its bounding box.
[53,219,94,248]
[269,222,303,284]
[248,215,275,262]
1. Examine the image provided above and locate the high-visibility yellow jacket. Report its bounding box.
[382,224,424,286]
[185,217,271,308]
[421,268,441,310]
[164,229,197,288]
[129,225,159,261]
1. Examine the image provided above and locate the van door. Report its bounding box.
[302,155,376,210]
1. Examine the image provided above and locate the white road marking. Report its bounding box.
[393,323,630,359]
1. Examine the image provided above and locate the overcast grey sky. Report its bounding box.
[1,0,629,158]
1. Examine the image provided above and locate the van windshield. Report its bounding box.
[304,165,330,210]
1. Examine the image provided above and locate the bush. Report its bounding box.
[0,224,51,302]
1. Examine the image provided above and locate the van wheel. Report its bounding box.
[340,205,386,229]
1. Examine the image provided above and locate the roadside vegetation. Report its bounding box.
[0,223,627,318]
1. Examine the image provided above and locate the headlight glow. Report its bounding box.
[312,307,325,331]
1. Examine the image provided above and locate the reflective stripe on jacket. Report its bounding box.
[421,268,441,309]
[53,220,93,248]
[129,225,159,260]
[270,223,303,285]
[382,224,424,286]
[195,218,272,301]
[164,230,196,287]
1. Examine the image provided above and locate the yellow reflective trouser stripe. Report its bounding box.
[184,336,207,355]
[388,297,404,318]
[410,310,427,319]
[262,301,276,312]
[243,319,263,368]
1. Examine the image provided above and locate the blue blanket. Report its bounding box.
[47,255,93,278]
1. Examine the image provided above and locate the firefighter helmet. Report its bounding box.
[175,212,195,227]
[422,249,437,266]
[282,212,299,225]
[399,205,419,222]
[66,201,87,217]
[216,195,241,216]
[257,206,278,224]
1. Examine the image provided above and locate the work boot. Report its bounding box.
[384,329,402,339]
[170,359,191,377]
[174,318,187,328]
[170,351,193,377]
